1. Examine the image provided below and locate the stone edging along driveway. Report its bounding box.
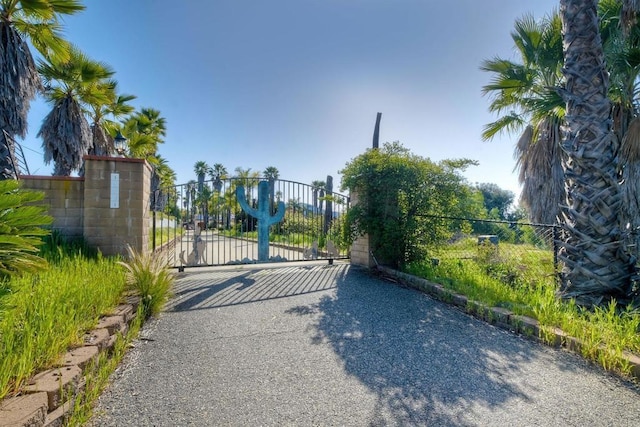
[375,265,640,382]
[0,297,141,427]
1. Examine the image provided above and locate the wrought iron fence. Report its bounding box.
[417,215,561,287]
[151,178,350,268]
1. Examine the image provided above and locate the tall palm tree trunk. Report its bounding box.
[0,21,41,179]
[559,0,632,305]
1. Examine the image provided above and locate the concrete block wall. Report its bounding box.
[20,156,152,258]
[21,176,85,239]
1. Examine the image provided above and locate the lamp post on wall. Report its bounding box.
[114,131,128,157]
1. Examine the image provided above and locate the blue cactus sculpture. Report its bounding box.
[236,181,285,261]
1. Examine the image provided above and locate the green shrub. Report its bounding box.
[340,142,478,268]
[119,245,175,318]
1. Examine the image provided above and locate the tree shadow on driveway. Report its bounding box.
[288,266,612,426]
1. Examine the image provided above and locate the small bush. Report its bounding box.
[119,245,175,318]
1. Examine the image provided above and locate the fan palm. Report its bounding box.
[123,107,167,159]
[193,161,210,226]
[194,161,209,192]
[263,166,279,213]
[88,87,136,157]
[0,0,84,178]
[152,155,176,188]
[208,163,228,227]
[311,180,326,213]
[481,12,565,224]
[234,167,259,202]
[601,0,640,255]
[38,46,115,175]
[557,0,633,306]
[208,163,228,192]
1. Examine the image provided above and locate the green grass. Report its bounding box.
[0,240,127,400]
[406,239,640,377]
[149,212,184,249]
[149,225,183,248]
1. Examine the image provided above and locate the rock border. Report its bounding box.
[375,266,640,381]
[0,297,141,427]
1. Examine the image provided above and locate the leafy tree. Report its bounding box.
[0,180,52,277]
[341,142,477,268]
[476,183,515,220]
[0,0,84,178]
[38,46,115,175]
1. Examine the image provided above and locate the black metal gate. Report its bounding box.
[151,177,350,270]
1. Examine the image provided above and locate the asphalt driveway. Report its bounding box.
[90,262,640,426]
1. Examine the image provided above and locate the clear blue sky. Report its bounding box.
[21,0,559,199]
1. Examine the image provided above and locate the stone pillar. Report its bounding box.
[83,156,152,257]
[349,190,375,268]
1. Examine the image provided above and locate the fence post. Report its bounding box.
[349,189,375,268]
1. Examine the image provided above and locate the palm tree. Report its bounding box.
[0,0,84,178]
[208,163,228,192]
[193,161,210,227]
[153,155,176,188]
[88,87,135,157]
[234,167,259,203]
[263,166,279,181]
[601,0,640,256]
[38,46,115,175]
[185,179,197,225]
[263,166,279,214]
[481,12,566,224]
[194,161,209,193]
[311,180,326,214]
[558,0,633,306]
[123,107,166,159]
[208,163,228,227]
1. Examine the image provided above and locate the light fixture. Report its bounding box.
[114,131,127,157]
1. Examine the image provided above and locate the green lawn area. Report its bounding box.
[405,237,640,377]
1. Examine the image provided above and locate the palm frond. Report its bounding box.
[481,113,525,141]
[38,95,91,175]
[0,21,42,137]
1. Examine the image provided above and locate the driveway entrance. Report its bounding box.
[91,263,640,426]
